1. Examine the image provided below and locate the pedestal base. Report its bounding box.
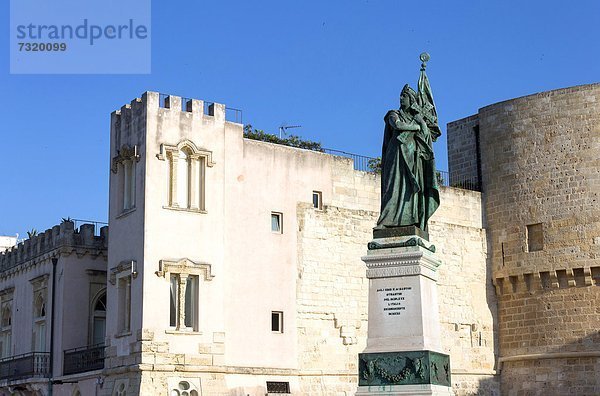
[358,350,451,388]
[362,245,443,353]
[356,384,453,395]
[358,237,453,395]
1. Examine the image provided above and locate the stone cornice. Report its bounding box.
[111,144,140,173]
[156,258,214,281]
[109,260,138,285]
[29,274,49,290]
[362,247,442,281]
[157,140,215,167]
[0,246,107,281]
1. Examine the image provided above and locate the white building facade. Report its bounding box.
[0,92,497,395]
[0,222,108,395]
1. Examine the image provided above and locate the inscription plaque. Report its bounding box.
[377,286,412,316]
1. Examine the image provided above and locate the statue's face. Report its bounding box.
[400,94,410,109]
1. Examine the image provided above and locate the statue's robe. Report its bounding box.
[376,109,440,231]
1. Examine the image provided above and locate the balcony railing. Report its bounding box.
[63,344,105,376]
[0,352,50,381]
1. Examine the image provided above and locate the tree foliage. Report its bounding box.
[243,125,323,152]
[368,157,382,174]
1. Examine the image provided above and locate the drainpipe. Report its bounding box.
[49,257,58,396]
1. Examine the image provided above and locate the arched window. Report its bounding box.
[159,140,213,212]
[33,291,47,352]
[34,293,46,319]
[0,298,12,358]
[91,291,107,345]
[114,382,126,396]
[111,145,138,213]
[122,159,136,210]
[1,306,11,328]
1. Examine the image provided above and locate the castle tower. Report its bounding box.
[448,83,600,395]
[106,92,237,394]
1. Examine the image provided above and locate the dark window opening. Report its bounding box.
[266,381,290,393]
[271,311,283,333]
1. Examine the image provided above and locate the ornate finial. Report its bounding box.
[420,52,430,71]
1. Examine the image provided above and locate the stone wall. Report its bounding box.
[447,114,480,187]
[501,357,600,396]
[430,188,499,395]
[296,180,498,395]
[448,83,600,395]
[296,202,376,395]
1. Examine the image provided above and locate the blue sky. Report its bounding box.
[1,0,599,238]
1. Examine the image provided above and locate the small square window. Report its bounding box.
[271,212,282,233]
[312,191,322,210]
[526,223,544,252]
[271,311,283,333]
[266,381,290,393]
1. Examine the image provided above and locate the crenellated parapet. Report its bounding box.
[109,92,238,170]
[0,221,108,274]
[493,266,600,295]
[110,92,234,142]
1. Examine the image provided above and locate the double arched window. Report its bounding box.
[158,140,214,212]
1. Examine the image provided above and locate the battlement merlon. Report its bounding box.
[110,92,229,123]
[110,92,236,157]
[0,221,108,273]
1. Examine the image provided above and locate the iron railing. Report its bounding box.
[0,352,50,381]
[72,219,108,236]
[158,93,243,124]
[322,150,481,192]
[225,107,243,124]
[435,170,481,192]
[323,149,375,172]
[63,343,105,376]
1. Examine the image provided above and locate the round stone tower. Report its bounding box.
[448,83,600,394]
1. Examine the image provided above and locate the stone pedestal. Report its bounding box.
[356,232,452,395]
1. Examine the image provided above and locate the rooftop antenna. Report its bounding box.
[279,124,302,139]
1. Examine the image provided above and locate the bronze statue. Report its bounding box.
[376,53,440,233]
